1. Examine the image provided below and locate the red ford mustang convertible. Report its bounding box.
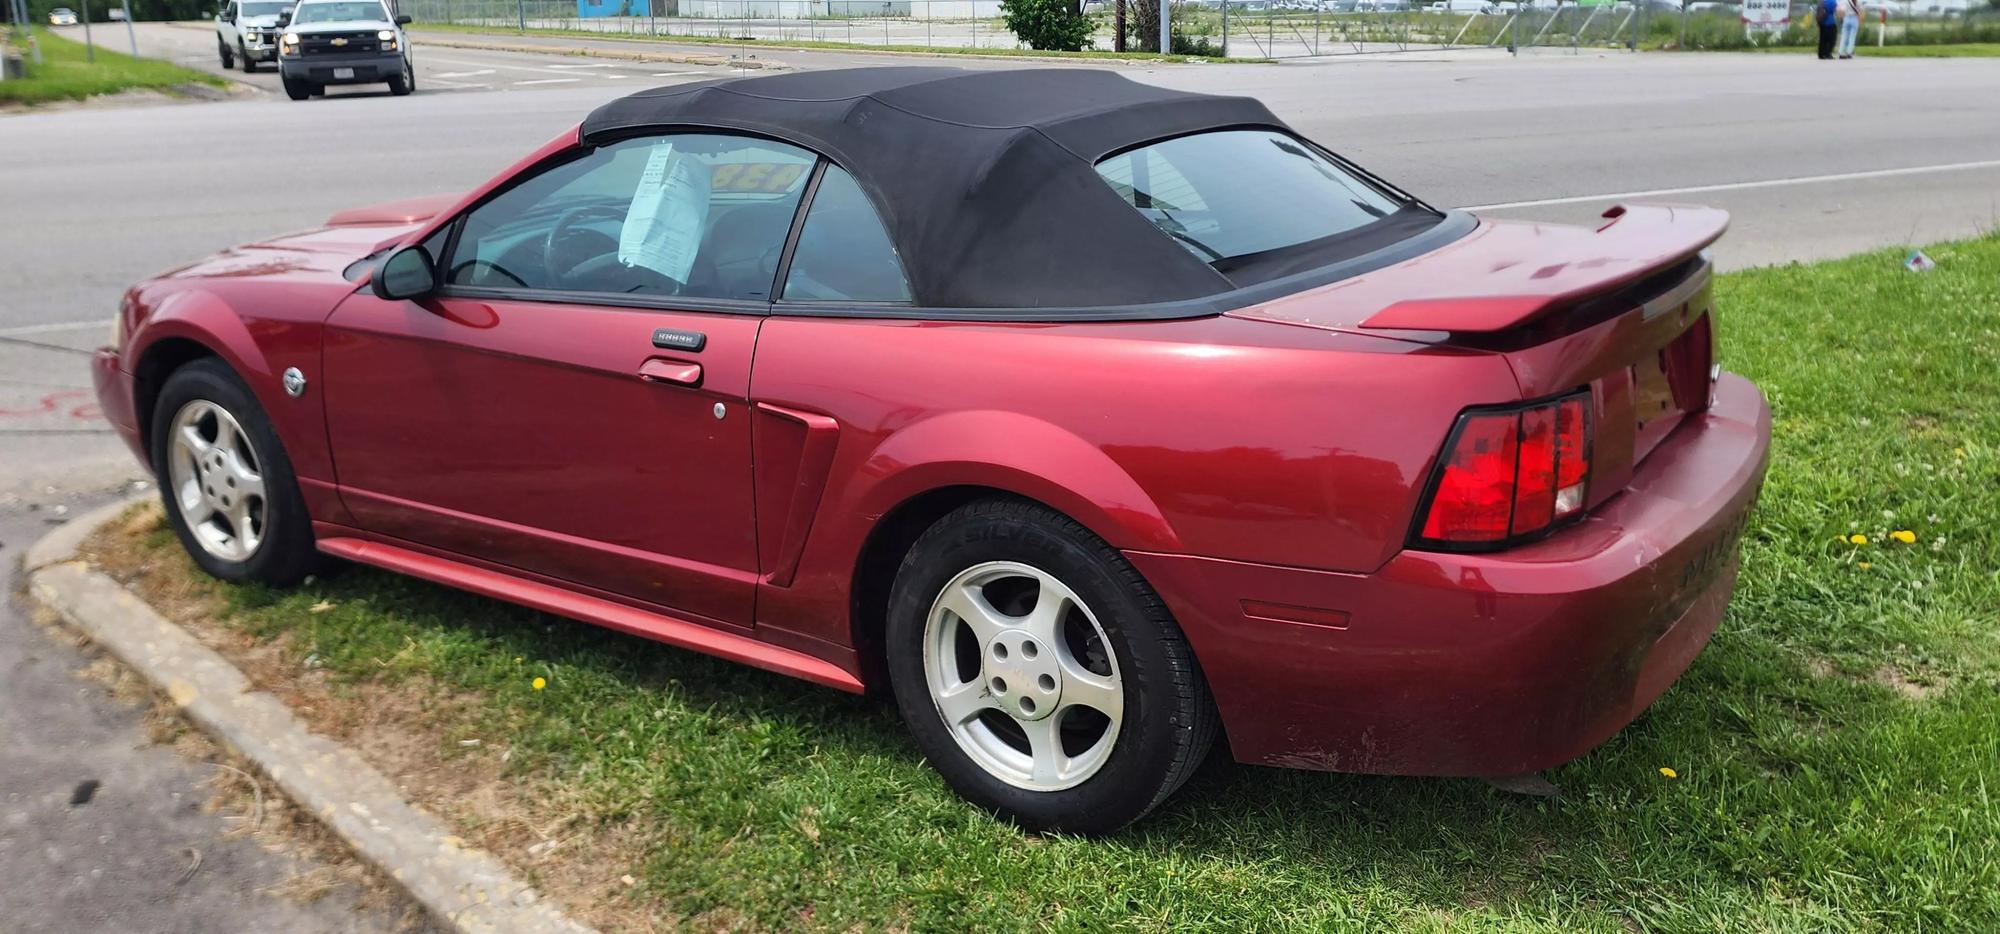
[93,68,1769,833]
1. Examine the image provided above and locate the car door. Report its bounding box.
[320,132,818,630]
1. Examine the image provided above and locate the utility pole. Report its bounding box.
[80,0,96,63]
[120,0,137,56]
[1114,0,1125,51]
[1158,0,1168,53]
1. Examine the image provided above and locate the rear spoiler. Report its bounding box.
[1357,204,1728,333]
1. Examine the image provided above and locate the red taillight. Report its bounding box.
[1414,392,1592,549]
[1417,412,1519,543]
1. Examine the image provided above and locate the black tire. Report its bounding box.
[386,56,413,96]
[282,75,311,101]
[150,357,319,587]
[218,40,234,69]
[240,45,257,72]
[884,498,1218,835]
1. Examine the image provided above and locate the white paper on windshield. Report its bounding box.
[619,142,709,283]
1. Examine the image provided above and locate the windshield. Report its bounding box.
[1094,129,1423,282]
[242,1,293,15]
[289,1,385,23]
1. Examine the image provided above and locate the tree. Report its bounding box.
[1002,0,1094,51]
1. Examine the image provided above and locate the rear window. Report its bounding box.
[1094,129,1429,286]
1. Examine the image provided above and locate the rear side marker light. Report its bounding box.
[1413,391,1593,549]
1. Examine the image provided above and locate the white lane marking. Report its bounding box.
[606,74,629,79]
[432,68,495,78]
[428,55,597,77]
[513,78,580,86]
[0,320,102,338]
[650,71,700,77]
[545,62,615,69]
[1463,158,2000,211]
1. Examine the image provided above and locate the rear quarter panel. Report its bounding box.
[752,313,1521,648]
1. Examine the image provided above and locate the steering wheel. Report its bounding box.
[541,204,685,295]
[542,204,626,288]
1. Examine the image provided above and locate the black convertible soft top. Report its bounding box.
[581,67,1448,312]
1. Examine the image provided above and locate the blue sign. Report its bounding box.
[578,0,651,16]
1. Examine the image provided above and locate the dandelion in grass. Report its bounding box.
[1858,561,1872,570]
[1659,767,1678,779]
[532,677,547,691]
[1849,533,1869,545]
[1890,530,1917,544]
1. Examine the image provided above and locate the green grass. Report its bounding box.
[130,236,2000,930]
[407,21,1256,63]
[1746,41,2000,57]
[0,26,226,105]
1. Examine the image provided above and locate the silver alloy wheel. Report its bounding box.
[922,561,1124,792]
[166,398,267,562]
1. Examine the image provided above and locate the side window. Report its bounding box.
[445,133,814,301]
[780,166,911,304]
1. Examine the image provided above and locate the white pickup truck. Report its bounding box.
[216,0,296,72]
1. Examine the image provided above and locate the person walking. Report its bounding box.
[1837,0,1863,59]
[1816,0,1839,59]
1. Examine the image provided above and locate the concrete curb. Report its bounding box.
[23,499,597,934]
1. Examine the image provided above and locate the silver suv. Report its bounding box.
[216,0,295,72]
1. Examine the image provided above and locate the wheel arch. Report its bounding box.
[839,412,1185,690]
[127,290,294,473]
[132,337,222,469]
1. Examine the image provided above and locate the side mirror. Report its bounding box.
[395,13,412,24]
[373,246,437,301]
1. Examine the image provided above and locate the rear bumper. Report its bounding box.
[1131,373,1771,777]
[281,52,402,84]
[92,348,147,468]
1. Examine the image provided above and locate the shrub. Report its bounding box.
[1002,0,1095,51]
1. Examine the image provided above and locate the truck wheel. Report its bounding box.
[282,76,312,101]
[218,40,234,69]
[240,45,258,73]
[386,56,413,96]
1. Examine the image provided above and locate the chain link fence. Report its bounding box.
[398,0,2000,58]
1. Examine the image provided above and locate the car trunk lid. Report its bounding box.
[1227,203,1727,510]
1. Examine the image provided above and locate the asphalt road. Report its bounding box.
[0,496,437,934]
[9,27,1999,496]
[3,27,1998,929]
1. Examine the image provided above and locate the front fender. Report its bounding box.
[130,289,275,389]
[126,287,339,493]
[848,409,1182,554]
